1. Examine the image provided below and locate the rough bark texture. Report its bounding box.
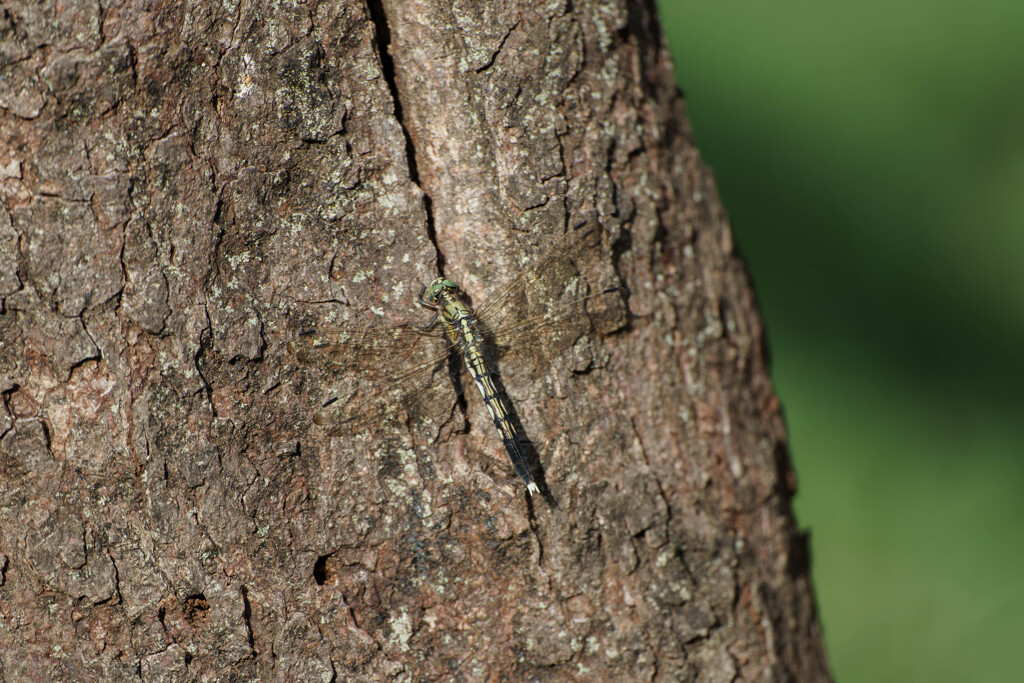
[0,0,830,680]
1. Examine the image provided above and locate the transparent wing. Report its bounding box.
[487,285,626,348]
[474,223,611,330]
[474,224,625,361]
[288,322,463,434]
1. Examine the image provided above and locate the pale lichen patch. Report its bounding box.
[390,608,413,652]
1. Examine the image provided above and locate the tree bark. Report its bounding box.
[0,0,830,680]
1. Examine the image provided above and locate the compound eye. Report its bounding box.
[428,282,443,300]
[443,279,458,289]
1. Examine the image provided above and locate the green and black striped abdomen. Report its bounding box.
[440,293,539,495]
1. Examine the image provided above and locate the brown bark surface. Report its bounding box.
[0,0,830,680]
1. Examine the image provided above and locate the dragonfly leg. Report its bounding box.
[417,312,440,332]
[416,284,436,308]
[415,286,443,331]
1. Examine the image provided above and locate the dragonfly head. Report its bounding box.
[426,277,459,304]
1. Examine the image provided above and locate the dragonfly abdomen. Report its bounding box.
[443,300,540,495]
[469,361,539,495]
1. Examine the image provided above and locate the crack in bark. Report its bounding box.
[630,416,673,534]
[98,549,122,606]
[193,304,217,416]
[240,584,257,657]
[365,0,443,273]
[0,385,16,439]
[65,314,102,379]
[474,20,520,74]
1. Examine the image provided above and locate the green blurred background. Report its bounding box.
[655,1,1024,680]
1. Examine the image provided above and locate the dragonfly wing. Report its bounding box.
[474,224,612,325]
[488,285,626,349]
[289,322,464,434]
[475,224,626,369]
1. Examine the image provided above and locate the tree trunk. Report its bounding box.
[0,0,830,680]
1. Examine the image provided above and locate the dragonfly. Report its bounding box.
[289,223,626,494]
